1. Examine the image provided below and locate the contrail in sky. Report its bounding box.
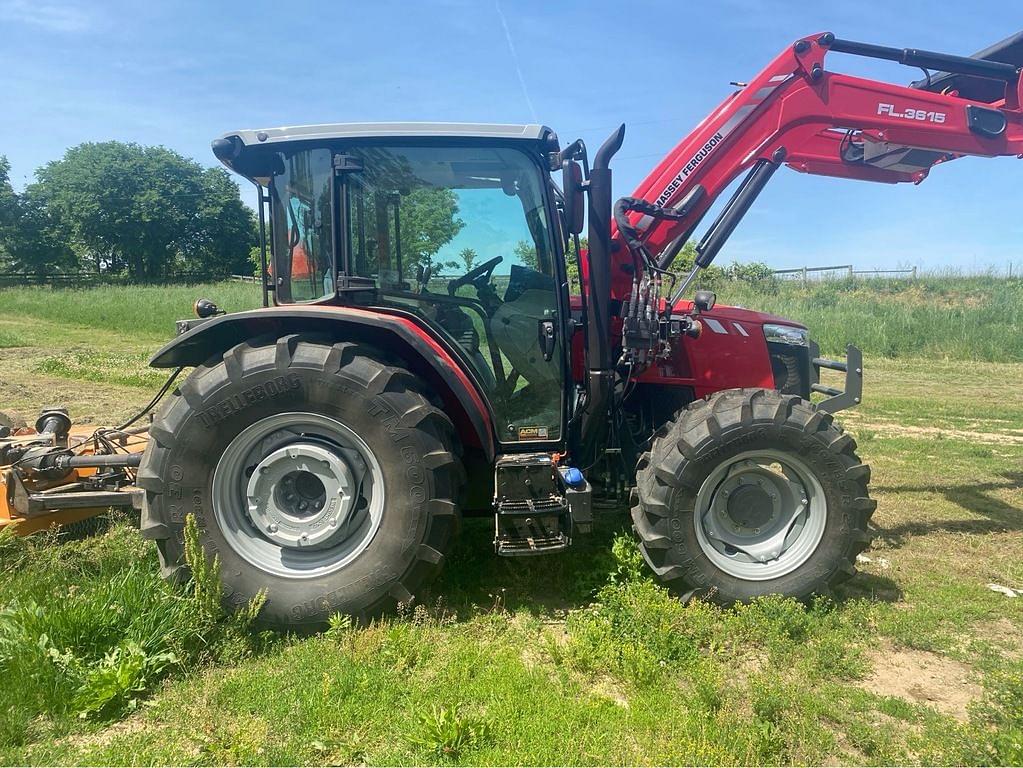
[495,0,538,123]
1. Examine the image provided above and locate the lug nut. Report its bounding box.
[268,523,278,533]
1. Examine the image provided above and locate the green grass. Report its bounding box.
[0,517,270,752]
[2,373,1021,766]
[714,274,1023,362]
[0,282,261,343]
[33,352,170,389]
[0,273,1020,363]
[0,327,25,348]
[2,517,1020,765]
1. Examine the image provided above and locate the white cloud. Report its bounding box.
[0,0,96,33]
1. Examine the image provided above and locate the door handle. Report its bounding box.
[538,320,556,362]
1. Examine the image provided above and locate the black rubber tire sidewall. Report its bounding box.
[140,338,461,627]
[633,388,874,604]
[672,426,854,602]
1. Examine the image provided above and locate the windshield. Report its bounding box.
[344,145,554,288]
[269,148,334,303]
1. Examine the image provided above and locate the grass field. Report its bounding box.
[0,281,1021,765]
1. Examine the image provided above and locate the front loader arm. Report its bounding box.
[616,31,1023,291]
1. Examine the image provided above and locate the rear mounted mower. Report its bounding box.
[1,409,146,535]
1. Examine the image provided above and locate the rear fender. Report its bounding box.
[149,306,495,459]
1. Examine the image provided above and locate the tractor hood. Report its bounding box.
[676,301,807,331]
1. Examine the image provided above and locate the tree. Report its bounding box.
[0,157,16,267]
[565,236,586,293]
[397,187,464,278]
[513,239,538,270]
[0,156,76,275]
[178,167,259,276]
[30,142,256,280]
[457,247,479,273]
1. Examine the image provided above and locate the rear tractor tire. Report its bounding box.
[632,387,875,604]
[137,335,465,628]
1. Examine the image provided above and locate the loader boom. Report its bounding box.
[609,31,1023,302]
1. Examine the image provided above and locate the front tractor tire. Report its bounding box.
[137,336,464,628]
[632,388,875,604]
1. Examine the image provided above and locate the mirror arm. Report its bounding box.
[560,138,590,177]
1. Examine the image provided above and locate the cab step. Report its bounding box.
[493,453,571,556]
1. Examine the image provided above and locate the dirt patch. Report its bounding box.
[851,416,1023,445]
[860,642,981,720]
[589,676,630,708]
[970,617,1023,660]
[61,714,151,751]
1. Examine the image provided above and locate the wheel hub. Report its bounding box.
[695,450,827,580]
[245,442,355,549]
[725,483,775,530]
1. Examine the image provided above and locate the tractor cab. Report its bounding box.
[214,124,572,451]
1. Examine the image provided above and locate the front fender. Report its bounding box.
[150,305,495,459]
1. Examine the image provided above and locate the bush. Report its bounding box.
[722,260,777,285]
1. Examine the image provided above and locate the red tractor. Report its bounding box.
[8,31,1021,627]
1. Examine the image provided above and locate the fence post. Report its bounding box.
[912,266,918,280]
[802,266,807,287]
[848,265,854,279]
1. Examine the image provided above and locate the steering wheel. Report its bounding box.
[448,255,503,296]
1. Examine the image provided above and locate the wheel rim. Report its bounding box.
[693,449,826,581]
[212,412,385,578]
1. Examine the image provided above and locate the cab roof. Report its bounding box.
[212,122,559,182]
[218,122,553,148]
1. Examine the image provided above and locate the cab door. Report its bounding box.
[339,143,567,446]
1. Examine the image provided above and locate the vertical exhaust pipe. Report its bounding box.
[575,124,625,467]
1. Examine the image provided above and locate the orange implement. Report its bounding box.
[1,425,147,535]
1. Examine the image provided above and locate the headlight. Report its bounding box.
[763,323,809,347]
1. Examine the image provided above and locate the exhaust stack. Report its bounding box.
[574,124,625,467]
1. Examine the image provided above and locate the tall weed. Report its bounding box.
[0,514,268,746]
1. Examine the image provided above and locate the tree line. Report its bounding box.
[0,142,257,281]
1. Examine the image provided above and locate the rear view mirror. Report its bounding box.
[562,159,585,235]
[694,290,716,312]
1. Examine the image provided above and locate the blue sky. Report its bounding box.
[2,0,1021,272]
